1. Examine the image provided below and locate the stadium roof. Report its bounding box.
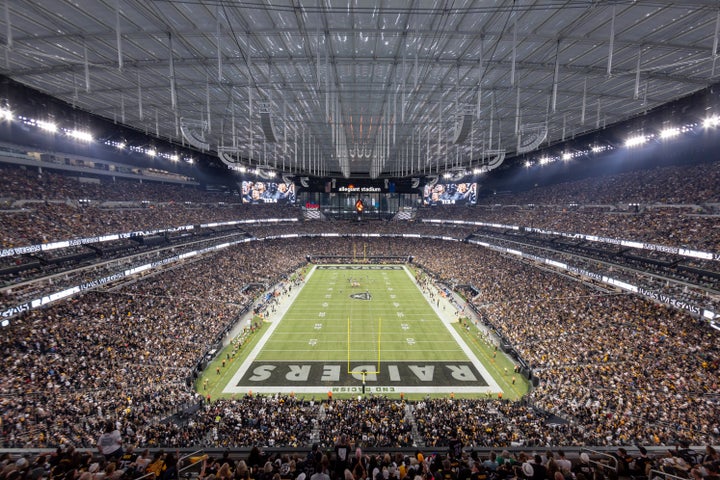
[1,0,720,178]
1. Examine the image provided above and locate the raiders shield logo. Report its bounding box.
[350,292,372,301]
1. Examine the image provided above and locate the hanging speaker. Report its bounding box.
[516,123,548,153]
[258,102,277,143]
[453,113,473,144]
[180,118,210,151]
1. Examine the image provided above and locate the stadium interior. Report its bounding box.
[0,2,718,480]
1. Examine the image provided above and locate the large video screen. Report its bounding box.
[241,181,296,204]
[422,182,476,206]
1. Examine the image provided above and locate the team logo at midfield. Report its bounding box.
[350,292,372,301]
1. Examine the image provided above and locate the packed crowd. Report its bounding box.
[1,236,718,453]
[0,240,305,449]
[0,154,719,473]
[476,161,720,205]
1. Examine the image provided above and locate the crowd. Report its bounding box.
[475,161,720,205]
[0,156,718,476]
[1,236,718,453]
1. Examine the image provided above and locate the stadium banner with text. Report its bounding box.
[3,234,714,327]
[467,238,707,318]
[0,237,254,325]
[226,361,490,395]
[424,219,717,262]
[0,219,298,259]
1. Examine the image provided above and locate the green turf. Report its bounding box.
[257,266,467,365]
[198,264,529,401]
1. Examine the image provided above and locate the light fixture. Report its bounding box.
[68,129,93,142]
[170,154,179,162]
[659,127,680,139]
[0,107,12,121]
[146,148,156,157]
[625,135,647,148]
[562,152,572,161]
[703,115,720,129]
[37,120,57,133]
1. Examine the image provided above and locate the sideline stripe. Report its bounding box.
[222,266,317,394]
[401,265,502,394]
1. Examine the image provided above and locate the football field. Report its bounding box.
[209,264,508,398]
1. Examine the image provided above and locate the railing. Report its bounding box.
[580,448,618,479]
[649,469,691,480]
[179,450,206,477]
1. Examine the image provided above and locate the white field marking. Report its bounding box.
[257,348,464,353]
[401,265,502,394]
[229,385,497,395]
[223,265,318,393]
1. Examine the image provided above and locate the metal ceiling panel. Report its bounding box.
[1,0,719,178]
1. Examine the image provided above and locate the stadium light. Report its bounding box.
[146,148,156,157]
[0,107,12,121]
[68,129,93,142]
[659,127,680,139]
[562,152,572,161]
[525,160,532,168]
[37,120,57,133]
[625,135,647,148]
[170,154,179,162]
[703,115,720,129]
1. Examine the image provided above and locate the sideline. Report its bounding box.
[222,266,316,394]
[402,266,502,395]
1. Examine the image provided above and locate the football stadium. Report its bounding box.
[0,3,718,480]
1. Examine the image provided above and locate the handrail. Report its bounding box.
[133,472,156,480]
[580,448,618,474]
[648,469,690,480]
[178,450,206,474]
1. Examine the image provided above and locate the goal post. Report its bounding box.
[347,315,382,375]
